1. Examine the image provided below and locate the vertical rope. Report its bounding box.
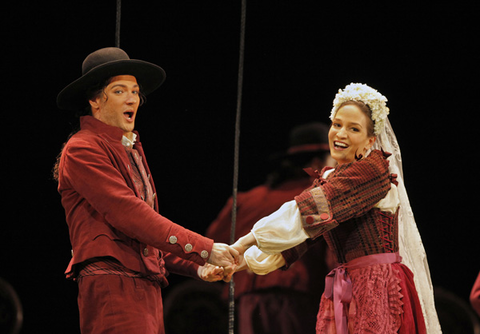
[229,0,247,333]
[115,0,121,47]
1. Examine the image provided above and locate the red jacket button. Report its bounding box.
[306,216,315,224]
[320,213,329,220]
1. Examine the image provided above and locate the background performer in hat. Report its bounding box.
[53,47,239,334]
[206,122,336,334]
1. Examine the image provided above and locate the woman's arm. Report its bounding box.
[296,150,392,239]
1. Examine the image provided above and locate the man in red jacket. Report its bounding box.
[54,47,238,334]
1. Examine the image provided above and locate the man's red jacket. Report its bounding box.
[57,116,213,284]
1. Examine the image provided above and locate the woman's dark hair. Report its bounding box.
[337,100,375,137]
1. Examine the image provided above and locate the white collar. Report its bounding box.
[121,133,137,148]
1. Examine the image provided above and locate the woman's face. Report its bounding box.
[328,104,376,164]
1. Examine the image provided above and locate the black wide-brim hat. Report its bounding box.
[57,47,166,111]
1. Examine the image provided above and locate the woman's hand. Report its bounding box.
[231,232,257,255]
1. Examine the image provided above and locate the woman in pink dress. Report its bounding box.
[230,83,441,333]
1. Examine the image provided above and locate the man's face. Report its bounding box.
[90,75,140,139]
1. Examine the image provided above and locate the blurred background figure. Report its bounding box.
[434,286,480,334]
[206,122,336,334]
[471,272,480,317]
[0,277,23,334]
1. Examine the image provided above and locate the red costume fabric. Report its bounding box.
[207,178,330,334]
[77,275,164,333]
[470,272,480,316]
[283,150,426,333]
[57,116,214,333]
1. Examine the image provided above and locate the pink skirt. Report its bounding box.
[316,257,426,333]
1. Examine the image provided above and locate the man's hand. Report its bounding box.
[222,254,248,282]
[208,243,239,267]
[197,263,225,282]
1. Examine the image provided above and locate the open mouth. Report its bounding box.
[334,141,348,150]
[124,111,134,121]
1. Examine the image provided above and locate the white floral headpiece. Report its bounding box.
[330,83,389,135]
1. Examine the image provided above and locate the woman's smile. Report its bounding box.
[328,104,376,164]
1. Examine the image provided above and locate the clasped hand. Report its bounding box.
[199,234,257,282]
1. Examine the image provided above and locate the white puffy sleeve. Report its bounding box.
[243,200,310,275]
[251,200,310,254]
[243,246,286,275]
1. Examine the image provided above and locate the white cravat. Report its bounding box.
[121,133,137,148]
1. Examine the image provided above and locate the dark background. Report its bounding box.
[2,1,479,333]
